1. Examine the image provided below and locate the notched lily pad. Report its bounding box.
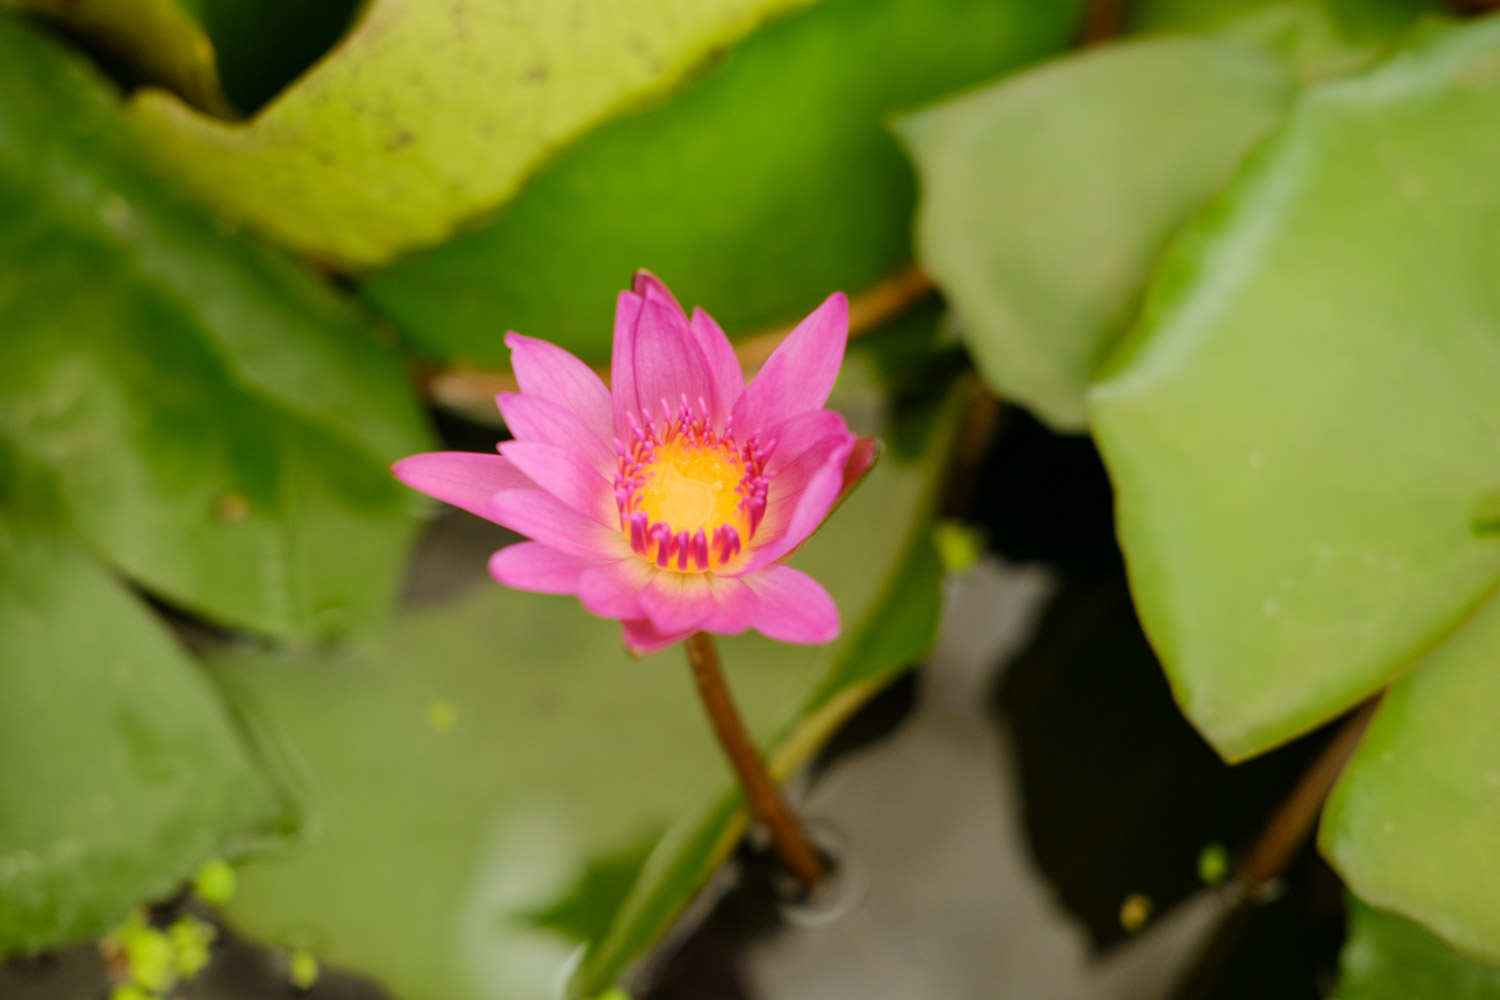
[1089,17,1500,759]
[128,0,818,265]
[900,35,1294,430]
[363,0,1081,368]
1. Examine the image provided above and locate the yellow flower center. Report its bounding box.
[637,439,747,540]
[614,405,769,573]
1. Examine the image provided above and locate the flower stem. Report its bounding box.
[683,632,826,887]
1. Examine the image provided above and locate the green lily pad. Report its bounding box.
[1087,16,1500,762]
[208,376,960,1000]
[1334,899,1500,1000]
[0,515,286,955]
[127,0,817,266]
[1322,590,1500,963]
[899,36,1294,430]
[364,0,1081,368]
[0,16,430,639]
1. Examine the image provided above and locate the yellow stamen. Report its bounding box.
[638,439,747,541]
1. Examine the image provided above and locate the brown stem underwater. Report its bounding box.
[683,631,827,887]
[1236,698,1378,893]
[1168,699,1379,1000]
[1081,0,1131,45]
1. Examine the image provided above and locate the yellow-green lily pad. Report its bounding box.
[1086,14,1500,958]
[128,0,817,265]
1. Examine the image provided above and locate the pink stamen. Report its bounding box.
[747,497,765,535]
[715,526,741,564]
[654,524,676,568]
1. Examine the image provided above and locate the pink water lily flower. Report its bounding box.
[394,273,874,655]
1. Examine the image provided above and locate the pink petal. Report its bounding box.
[756,411,857,541]
[490,489,629,559]
[506,332,613,442]
[633,270,685,314]
[610,290,645,439]
[689,307,744,427]
[842,436,879,497]
[745,564,841,644]
[621,617,697,656]
[496,392,615,474]
[726,409,855,555]
[392,451,533,524]
[702,574,759,635]
[728,435,854,576]
[640,571,719,635]
[615,292,716,434]
[578,558,654,619]
[631,275,743,425]
[731,292,848,437]
[488,542,606,594]
[765,410,854,477]
[498,440,617,527]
